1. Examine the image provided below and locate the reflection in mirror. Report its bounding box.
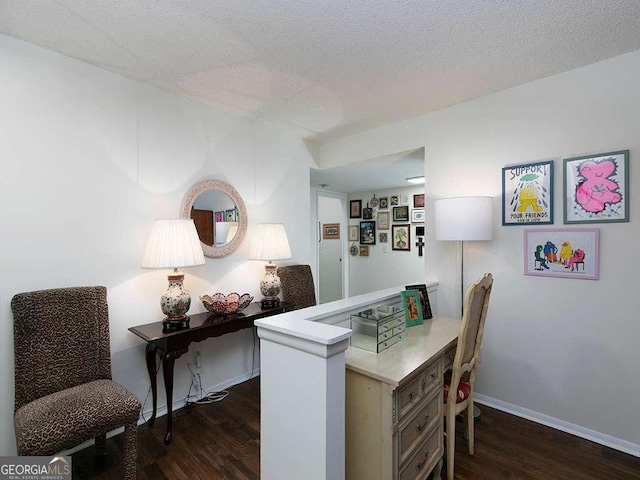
[180,180,247,258]
[192,190,237,246]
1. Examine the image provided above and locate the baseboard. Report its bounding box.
[474,393,640,458]
[139,368,261,426]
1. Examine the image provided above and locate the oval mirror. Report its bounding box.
[180,179,248,258]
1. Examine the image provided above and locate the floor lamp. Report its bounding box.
[435,196,493,419]
[434,196,493,317]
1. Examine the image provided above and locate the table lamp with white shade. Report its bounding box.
[434,196,493,318]
[248,223,292,309]
[142,218,206,326]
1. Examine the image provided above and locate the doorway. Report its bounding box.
[316,190,347,303]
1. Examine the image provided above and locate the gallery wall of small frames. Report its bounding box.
[348,192,425,257]
[502,149,629,281]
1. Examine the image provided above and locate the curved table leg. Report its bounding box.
[161,348,188,445]
[145,343,159,426]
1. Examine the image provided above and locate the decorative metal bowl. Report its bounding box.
[200,292,253,315]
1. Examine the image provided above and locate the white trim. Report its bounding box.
[474,393,640,458]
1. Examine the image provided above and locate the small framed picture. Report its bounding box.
[348,225,359,241]
[322,223,340,240]
[413,194,425,208]
[405,284,433,319]
[215,211,224,222]
[392,224,410,251]
[225,209,237,222]
[363,206,373,220]
[401,194,409,205]
[379,232,388,243]
[379,197,389,209]
[401,290,423,327]
[502,160,554,226]
[350,200,362,218]
[415,226,425,236]
[360,221,376,245]
[359,245,370,257]
[390,195,399,206]
[350,243,359,256]
[563,150,628,224]
[377,211,390,230]
[393,206,409,221]
[524,228,599,280]
[411,209,425,223]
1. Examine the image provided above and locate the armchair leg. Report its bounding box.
[95,434,106,456]
[122,422,138,480]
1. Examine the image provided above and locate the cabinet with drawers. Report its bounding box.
[350,304,406,353]
[345,317,460,480]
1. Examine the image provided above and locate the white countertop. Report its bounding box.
[345,316,460,387]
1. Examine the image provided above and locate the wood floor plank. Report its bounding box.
[72,377,640,479]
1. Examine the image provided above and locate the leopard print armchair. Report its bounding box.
[277,265,317,310]
[12,286,141,479]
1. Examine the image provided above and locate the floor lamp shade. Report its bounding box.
[434,196,493,241]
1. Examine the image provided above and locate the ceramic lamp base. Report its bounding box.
[259,264,282,308]
[160,270,192,322]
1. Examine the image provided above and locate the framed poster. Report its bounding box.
[401,290,423,327]
[377,211,390,230]
[502,160,553,225]
[359,221,376,245]
[225,209,237,221]
[393,206,409,221]
[405,283,433,319]
[322,223,340,239]
[524,228,599,280]
[348,225,359,241]
[392,224,410,251]
[350,200,362,219]
[563,150,628,224]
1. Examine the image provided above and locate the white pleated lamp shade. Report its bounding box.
[434,196,493,241]
[248,224,292,261]
[142,219,206,269]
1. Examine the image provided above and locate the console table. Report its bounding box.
[345,316,460,480]
[129,302,291,444]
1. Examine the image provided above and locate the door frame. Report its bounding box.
[315,189,348,301]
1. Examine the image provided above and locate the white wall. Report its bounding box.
[348,186,426,296]
[0,34,312,454]
[315,50,640,452]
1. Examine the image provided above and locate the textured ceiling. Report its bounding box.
[2,1,640,145]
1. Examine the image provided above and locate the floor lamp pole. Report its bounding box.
[460,240,465,319]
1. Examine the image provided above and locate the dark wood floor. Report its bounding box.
[73,377,640,479]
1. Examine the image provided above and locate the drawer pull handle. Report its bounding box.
[420,378,427,391]
[430,371,437,380]
[409,391,415,401]
[416,451,429,471]
[415,415,429,433]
